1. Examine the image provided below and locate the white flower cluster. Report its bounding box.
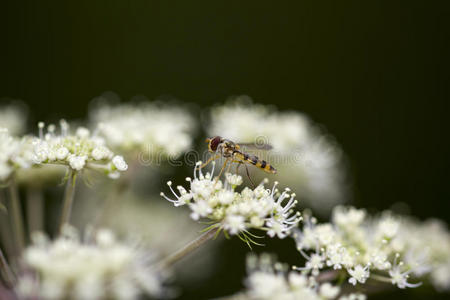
[33,121,128,178]
[89,98,195,157]
[161,161,301,241]
[0,102,27,135]
[16,226,166,300]
[0,129,35,182]
[206,97,347,215]
[232,254,365,300]
[293,206,450,291]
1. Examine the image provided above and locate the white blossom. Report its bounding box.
[430,261,450,291]
[319,283,340,299]
[112,155,128,171]
[16,226,167,300]
[89,93,195,157]
[55,147,69,160]
[387,253,422,289]
[68,155,87,171]
[226,172,243,186]
[230,254,361,300]
[332,206,365,228]
[32,121,127,178]
[161,161,301,240]
[91,146,112,160]
[292,206,450,292]
[339,293,367,300]
[348,265,370,285]
[224,215,246,235]
[0,128,35,182]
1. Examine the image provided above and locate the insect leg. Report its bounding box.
[215,158,230,182]
[224,158,234,175]
[244,163,256,188]
[235,161,242,174]
[198,154,221,170]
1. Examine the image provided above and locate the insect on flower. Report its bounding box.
[201,136,277,186]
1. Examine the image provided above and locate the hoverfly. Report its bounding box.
[199,136,276,186]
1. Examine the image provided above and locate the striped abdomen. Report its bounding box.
[234,151,277,174]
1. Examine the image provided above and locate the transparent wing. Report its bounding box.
[237,142,273,150]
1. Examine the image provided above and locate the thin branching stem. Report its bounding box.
[338,279,395,297]
[26,186,44,234]
[8,177,25,254]
[0,191,14,260]
[316,269,341,283]
[58,170,77,235]
[157,226,220,269]
[0,247,15,287]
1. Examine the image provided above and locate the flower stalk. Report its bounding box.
[8,178,25,254]
[58,170,77,234]
[316,269,341,283]
[26,187,44,234]
[157,226,220,268]
[0,247,15,287]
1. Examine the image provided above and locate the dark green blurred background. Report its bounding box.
[1,1,449,299]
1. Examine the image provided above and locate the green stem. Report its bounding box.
[338,279,395,297]
[0,247,15,287]
[26,187,44,234]
[316,269,341,283]
[157,226,220,268]
[8,178,25,254]
[0,191,14,260]
[58,170,77,235]
[370,273,392,283]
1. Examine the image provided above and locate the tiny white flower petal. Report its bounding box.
[112,155,128,171]
[68,155,87,170]
[55,147,69,160]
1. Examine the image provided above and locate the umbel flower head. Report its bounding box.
[16,226,167,300]
[33,121,128,178]
[161,161,301,244]
[0,128,35,182]
[206,96,348,215]
[230,254,363,300]
[292,206,450,291]
[89,94,195,157]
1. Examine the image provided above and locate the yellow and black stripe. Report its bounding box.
[234,151,277,174]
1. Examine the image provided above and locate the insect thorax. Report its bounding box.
[219,140,237,157]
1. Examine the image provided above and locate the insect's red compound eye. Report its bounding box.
[210,136,221,151]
